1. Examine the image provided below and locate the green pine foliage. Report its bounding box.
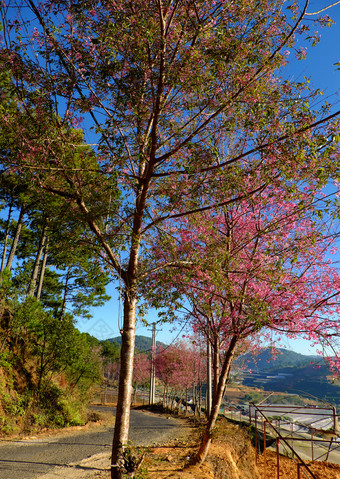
[0,69,114,435]
[0,291,103,435]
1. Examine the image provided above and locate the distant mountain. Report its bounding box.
[235,348,340,406]
[107,335,167,352]
[235,347,320,372]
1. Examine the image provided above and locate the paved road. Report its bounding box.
[0,407,181,479]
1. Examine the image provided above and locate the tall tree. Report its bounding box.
[5,204,26,271]
[1,1,340,476]
[27,219,48,297]
[0,199,13,273]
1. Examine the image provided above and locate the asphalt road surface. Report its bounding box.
[0,407,182,479]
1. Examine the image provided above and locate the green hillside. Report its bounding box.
[236,348,340,405]
[107,335,166,352]
[235,347,320,372]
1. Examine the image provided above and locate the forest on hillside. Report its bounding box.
[235,348,340,406]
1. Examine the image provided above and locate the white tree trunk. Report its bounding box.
[36,238,49,300]
[111,289,137,479]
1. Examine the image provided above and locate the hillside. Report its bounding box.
[0,299,103,436]
[235,348,340,405]
[107,335,166,352]
[234,347,320,372]
[102,341,340,405]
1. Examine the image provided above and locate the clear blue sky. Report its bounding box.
[286,1,340,111]
[76,1,340,355]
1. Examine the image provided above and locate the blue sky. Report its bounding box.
[286,1,340,108]
[2,1,340,355]
[274,1,340,354]
[75,2,340,355]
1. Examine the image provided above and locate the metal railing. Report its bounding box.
[248,402,340,479]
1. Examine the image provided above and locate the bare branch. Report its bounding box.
[305,1,340,15]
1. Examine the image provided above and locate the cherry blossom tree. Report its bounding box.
[1,1,340,476]
[155,341,204,412]
[132,351,150,403]
[147,182,340,462]
[133,352,150,386]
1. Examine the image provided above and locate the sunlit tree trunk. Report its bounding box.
[0,202,13,274]
[60,266,71,320]
[212,336,220,400]
[27,223,47,298]
[111,287,137,479]
[199,380,202,417]
[6,204,25,271]
[36,238,49,300]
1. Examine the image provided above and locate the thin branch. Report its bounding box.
[154,0,310,167]
[305,1,340,15]
[74,196,127,282]
[25,0,116,158]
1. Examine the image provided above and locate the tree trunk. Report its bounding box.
[60,267,71,319]
[111,288,137,479]
[6,204,25,271]
[193,384,196,416]
[199,380,202,417]
[193,336,238,465]
[27,223,47,298]
[171,393,176,412]
[131,386,137,406]
[212,336,220,400]
[36,238,49,300]
[162,386,167,408]
[0,202,13,274]
[206,340,212,417]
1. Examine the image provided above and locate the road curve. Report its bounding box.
[0,407,182,479]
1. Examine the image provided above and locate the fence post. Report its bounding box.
[276,438,280,479]
[326,438,333,461]
[264,421,267,479]
[255,412,258,464]
[297,463,301,479]
[333,406,337,431]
